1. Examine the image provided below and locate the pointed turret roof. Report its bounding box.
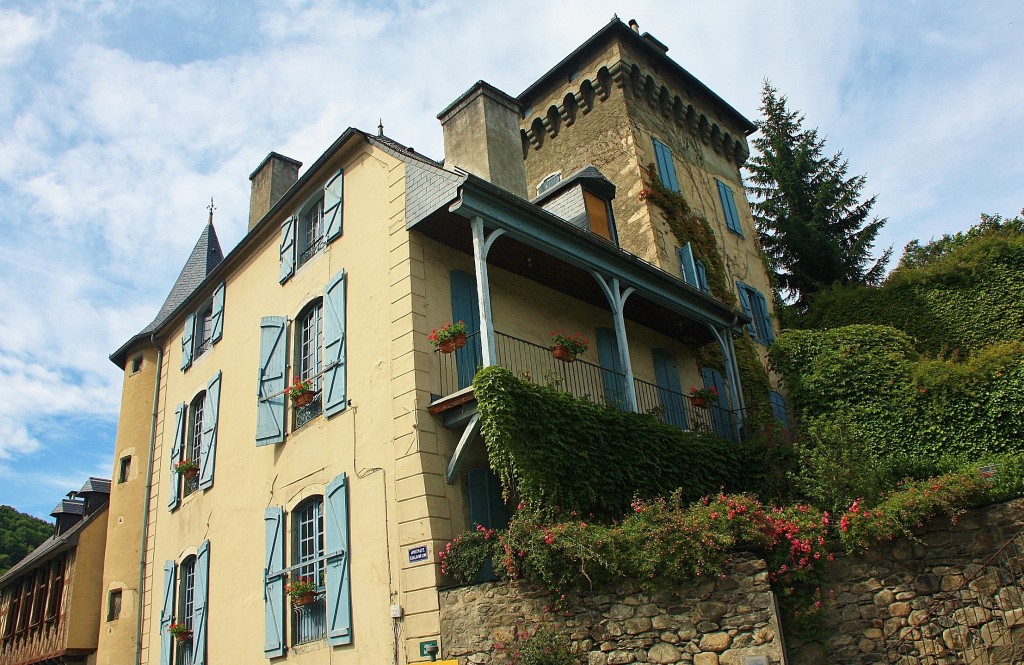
[110,220,224,367]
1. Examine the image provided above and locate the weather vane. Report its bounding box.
[207,197,216,224]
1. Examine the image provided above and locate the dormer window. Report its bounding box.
[298,197,325,267]
[536,166,618,245]
[537,172,561,196]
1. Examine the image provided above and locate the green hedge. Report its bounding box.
[769,325,1024,461]
[795,232,1024,356]
[474,367,769,517]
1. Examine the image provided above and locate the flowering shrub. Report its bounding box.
[439,526,496,583]
[689,386,719,402]
[428,321,468,347]
[550,331,588,356]
[837,468,992,552]
[173,459,199,475]
[286,376,312,400]
[284,576,317,598]
[495,623,574,665]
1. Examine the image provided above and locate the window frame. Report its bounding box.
[737,283,774,345]
[119,455,132,483]
[107,588,122,622]
[293,300,324,429]
[297,196,326,268]
[290,495,327,646]
[536,172,561,196]
[131,354,144,374]
[182,392,205,498]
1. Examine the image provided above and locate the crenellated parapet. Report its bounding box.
[521,59,751,167]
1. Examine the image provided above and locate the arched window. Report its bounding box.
[176,555,196,662]
[293,300,323,428]
[291,496,326,644]
[183,392,205,497]
[298,197,325,267]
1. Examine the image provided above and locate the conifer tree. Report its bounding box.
[746,82,891,310]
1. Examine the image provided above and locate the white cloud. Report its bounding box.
[0,9,49,67]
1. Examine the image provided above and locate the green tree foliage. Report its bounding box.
[745,82,891,310]
[0,506,52,575]
[797,214,1024,356]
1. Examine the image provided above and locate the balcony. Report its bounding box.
[432,331,742,442]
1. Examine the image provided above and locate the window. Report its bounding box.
[583,190,617,244]
[291,497,326,645]
[180,282,224,371]
[183,393,205,498]
[716,178,743,236]
[119,456,132,483]
[131,354,144,374]
[298,197,325,267]
[536,172,561,196]
[178,557,196,643]
[652,137,679,192]
[737,282,775,346]
[677,242,709,292]
[294,301,324,429]
[160,543,209,665]
[107,589,122,621]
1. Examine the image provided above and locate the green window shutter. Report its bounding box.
[323,269,348,418]
[652,138,679,193]
[770,390,788,428]
[467,469,508,530]
[192,540,210,665]
[199,371,221,490]
[210,282,225,345]
[677,243,698,287]
[325,472,352,646]
[263,507,286,658]
[695,259,709,293]
[324,169,344,243]
[596,327,626,410]
[279,216,297,283]
[168,403,185,510]
[160,561,176,665]
[256,317,287,447]
[181,314,195,371]
[449,270,482,390]
[736,282,758,338]
[652,349,688,429]
[754,290,775,344]
[716,179,743,236]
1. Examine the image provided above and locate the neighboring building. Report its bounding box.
[97,16,779,665]
[0,479,110,665]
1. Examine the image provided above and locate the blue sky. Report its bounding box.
[0,1,1021,519]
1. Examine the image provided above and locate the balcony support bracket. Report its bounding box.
[592,272,639,412]
[446,413,481,485]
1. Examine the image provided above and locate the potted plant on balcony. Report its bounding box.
[689,386,719,409]
[285,576,318,607]
[287,376,315,407]
[169,620,192,643]
[173,459,200,480]
[429,321,468,354]
[550,330,588,362]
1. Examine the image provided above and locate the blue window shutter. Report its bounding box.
[323,269,348,418]
[726,185,742,235]
[652,138,679,193]
[199,371,221,490]
[325,472,352,646]
[716,179,743,236]
[324,169,344,243]
[168,403,185,510]
[770,390,788,427]
[263,507,286,658]
[449,270,482,390]
[192,540,210,665]
[279,216,297,283]
[701,367,734,440]
[695,259,709,293]
[596,327,626,409]
[652,349,688,429]
[467,469,508,530]
[677,243,698,287]
[160,561,176,665]
[210,282,225,345]
[755,290,775,344]
[736,283,758,338]
[256,317,287,447]
[181,314,195,371]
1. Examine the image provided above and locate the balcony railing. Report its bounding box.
[292,591,327,645]
[434,331,742,441]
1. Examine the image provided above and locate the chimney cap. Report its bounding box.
[628,19,639,32]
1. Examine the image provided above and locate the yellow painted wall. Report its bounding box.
[66,507,108,649]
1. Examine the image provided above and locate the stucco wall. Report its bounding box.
[439,553,784,665]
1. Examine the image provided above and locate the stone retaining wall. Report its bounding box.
[439,553,784,665]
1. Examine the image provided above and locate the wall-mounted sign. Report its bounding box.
[419,639,439,657]
[408,545,429,563]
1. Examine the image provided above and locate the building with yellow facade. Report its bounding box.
[97,17,782,665]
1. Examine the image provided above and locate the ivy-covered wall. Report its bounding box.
[769,325,1024,461]
[474,367,769,517]
[794,233,1024,356]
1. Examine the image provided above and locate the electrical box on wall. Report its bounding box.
[389,604,403,618]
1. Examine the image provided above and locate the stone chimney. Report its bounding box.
[438,81,528,199]
[248,152,302,230]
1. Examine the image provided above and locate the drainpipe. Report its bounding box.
[136,341,162,665]
[470,215,504,367]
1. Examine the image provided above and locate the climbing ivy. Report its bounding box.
[640,165,734,304]
[473,367,770,518]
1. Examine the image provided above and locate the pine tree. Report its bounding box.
[745,82,892,310]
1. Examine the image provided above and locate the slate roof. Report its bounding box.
[143,222,224,335]
[50,499,84,516]
[79,477,111,495]
[532,165,616,206]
